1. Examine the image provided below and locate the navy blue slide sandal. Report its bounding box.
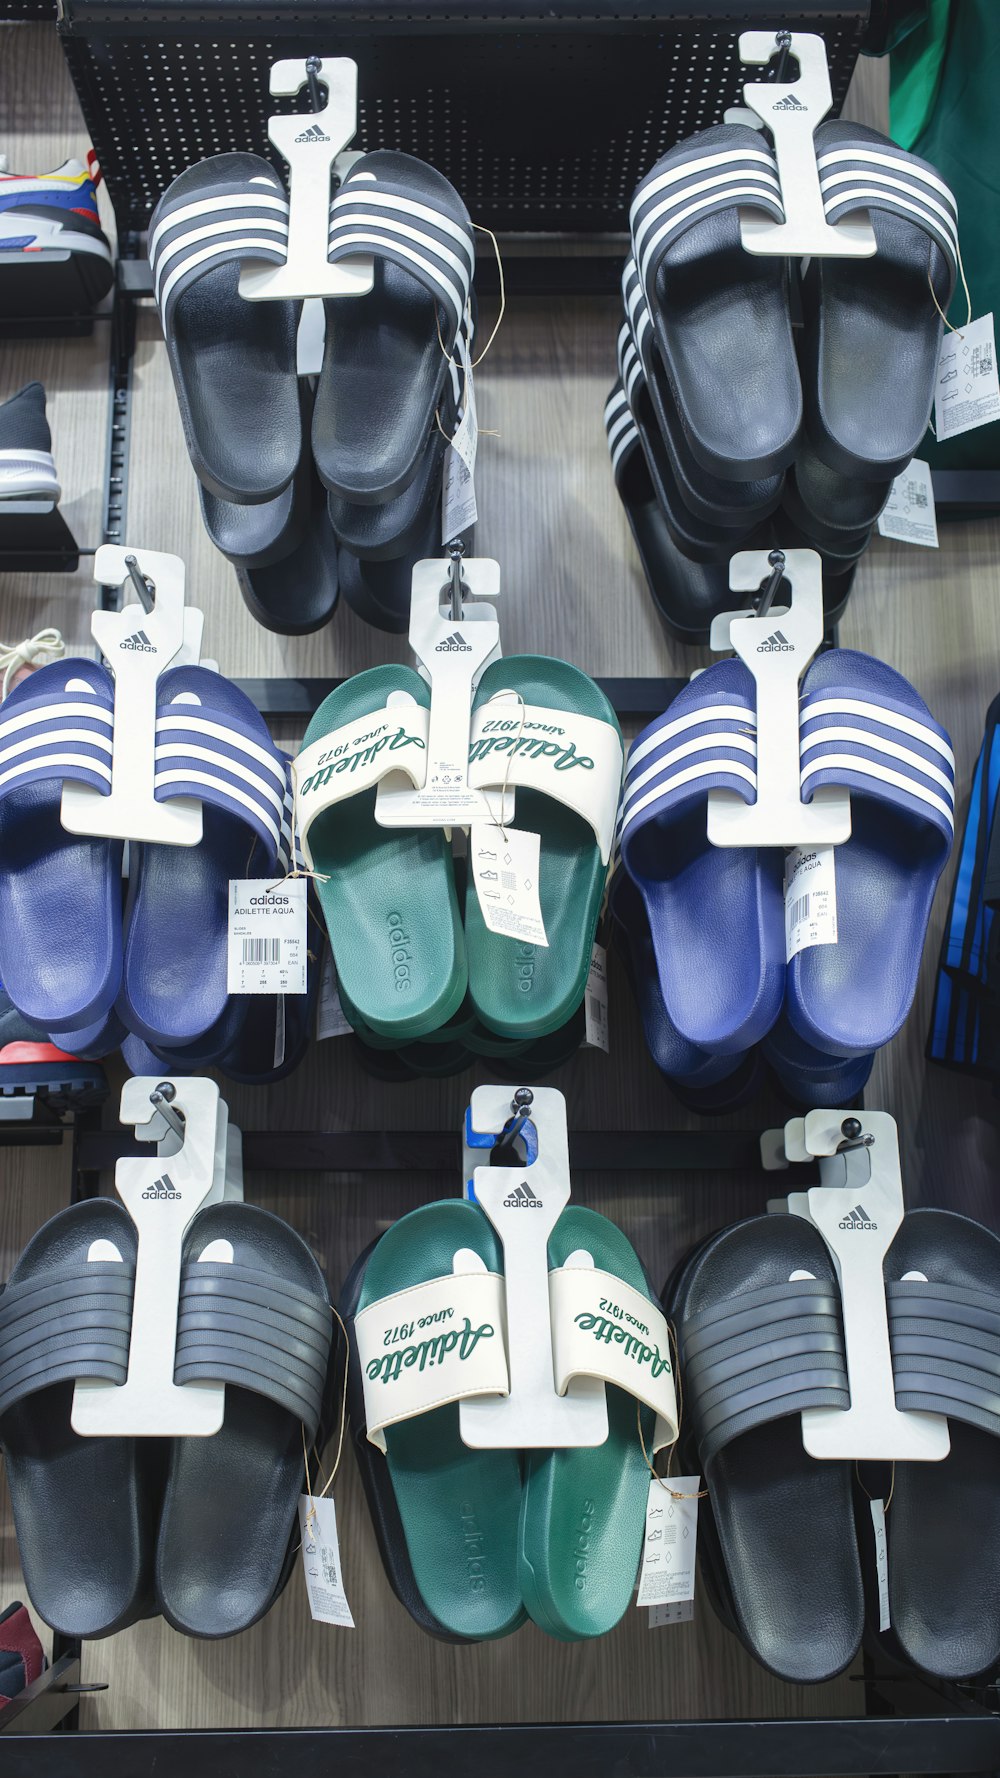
[118,667,290,1049]
[619,663,784,1053]
[0,660,123,1032]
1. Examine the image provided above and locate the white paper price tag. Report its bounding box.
[317,944,352,1040]
[784,845,838,963]
[441,337,478,543]
[298,1495,355,1628]
[648,1599,694,1627]
[877,458,938,549]
[470,826,548,947]
[583,942,609,1052]
[870,1497,890,1632]
[934,313,1000,442]
[636,1475,700,1609]
[227,879,308,996]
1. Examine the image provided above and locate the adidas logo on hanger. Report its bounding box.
[773,94,807,112]
[294,123,330,143]
[502,1182,543,1209]
[141,1172,181,1201]
[120,628,156,652]
[435,631,473,653]
[838,1203,877,1231]
[756,630,794,653]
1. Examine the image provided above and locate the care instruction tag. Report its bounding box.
[934,313,1000,442]
[870,1498,890,1632]
[636,1474,700,1609]
[298,1495,354,1628]
[877,457,938,549]
[648,1599,694,1627]
[583,942,609,1052]
[227,878,308,996]
[470,825,548,947]
[784,845,838,963]
[317,944,352,1040]
[441,333,478,543]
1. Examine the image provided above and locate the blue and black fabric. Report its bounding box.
[928,691,1000,1077]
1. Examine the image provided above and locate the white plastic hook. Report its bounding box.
[238,57,374,303]
[739,31,877,259]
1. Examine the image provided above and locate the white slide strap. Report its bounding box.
[294,696,429,868]
[356,1270,510,1452]
[549,1264,679,1451]
[468,698,624,865]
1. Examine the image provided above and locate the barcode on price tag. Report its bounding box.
[227,879,308,995]
[583,942,609,1052]
[784,845,838,963]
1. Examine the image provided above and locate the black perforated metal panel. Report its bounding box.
[58,5,869,236]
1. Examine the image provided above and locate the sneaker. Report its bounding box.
[0,156,113,301]
[0,384,60,502]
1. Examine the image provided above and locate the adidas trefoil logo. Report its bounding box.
[141,1172,181,1201]
[120,628,156,653]
[838,1202,877,1231]
[757,629,794,653]
[773,93,807,111]
[435,631,473,653]
[503,1182,543,1209]
[295,123,330,143]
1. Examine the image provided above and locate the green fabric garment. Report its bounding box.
[885,0,1000,467]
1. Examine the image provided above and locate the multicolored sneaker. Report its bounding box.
[0,384,60,503]
[0,155,113,303]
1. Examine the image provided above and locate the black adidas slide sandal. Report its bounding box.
[879,1208,1000,1679]
[629,125,801,483]
[312,151,475,505]
[668,1214,864,1683]
[149,153,302,504]
[802,121,958,480]
[605,380,733,645]
[791,439,893,535]
[0,1200,157,1638]
[154,1201,335,1638]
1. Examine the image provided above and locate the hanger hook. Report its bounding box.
[753,548,786,620]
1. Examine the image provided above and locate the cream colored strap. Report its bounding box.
[294,695,429,867]
[468,698,624,865]
[356,1269,509,1452]
[549,1264,679,1450]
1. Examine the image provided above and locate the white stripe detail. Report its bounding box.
[327,207,471,293]
[799,724,955,798]
[154,714,287,787]
[819,165,958,242]
[152,212,289,302]
[632,160,782,261]
[0,700,112,741]
[623,730,758,814]
[329,187,474,270]
[819,181,958,263]
[610,421,640,477]
[636,180,784,296]
[815,146,957,215]
[626,703,757,774]
[621,755,757,832]
[630,146,779,220]
[0,750,112,792]
[156,233,289,316]
[801,752,954,827]
[148,189,289,262]
[0,726,113,767]
[153,767,283,848]
[325,226,465,333]
[799,696,954,767]
[154,742,286,821]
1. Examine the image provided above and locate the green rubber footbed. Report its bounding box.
[518,1205,656,1640]
[357,1199,525,1640]
[466,657,620,1039]
[301,666,467,1041]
